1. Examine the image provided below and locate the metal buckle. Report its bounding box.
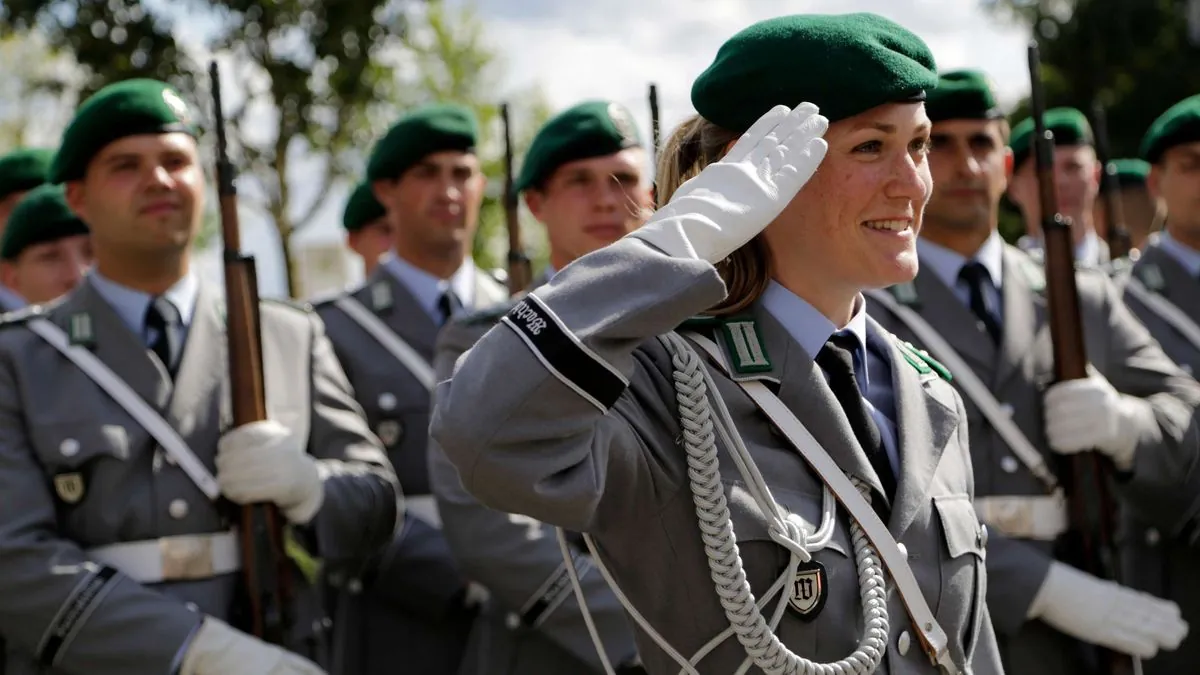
[160,535,215,580]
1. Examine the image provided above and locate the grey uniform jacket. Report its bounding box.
[868,243,1200,675]
[429,294,642,674]
[314,263,507,675]
[431,237,1004,675]
[0,277,399,675]
[1112,239,1200,675]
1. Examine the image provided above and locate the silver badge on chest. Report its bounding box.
[788,559,828,621]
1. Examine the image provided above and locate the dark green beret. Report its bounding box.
[343,181,386,231]
[366,103,478,181]
[514,100,643,193]
[1100,158,1151,193]
[691,13,938,133]
[1009,107,1093,170]
[0,149,55,202]
[1140,94,1200,164]
[925,70,1004,123]
[1,184,89,260]
[50,78,201,184]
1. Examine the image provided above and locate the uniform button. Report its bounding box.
[978,525,989,548]
[1146,528,1161,546]
[1000,456,1019,473]
[897,631,912,656]
[185,602,199,612]
[505,613,521,630]
[60,438,80,457]
[378,393,397,411]
[897,543,908,558]
[168,499,189,519]
[999,403,1015,417]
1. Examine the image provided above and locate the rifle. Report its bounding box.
[1091,101,1133,260]
[501,102,531,295]
[1027,44,1138,675]
[209,60,296,647]
[648,83,661,204]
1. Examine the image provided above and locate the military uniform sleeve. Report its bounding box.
[429,318,640,668]
[0,341,202,673]
[1088,273,1200,533]
[430,236,727,533]
[303,310,401,565]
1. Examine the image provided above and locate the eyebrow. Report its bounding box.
[854,121,931,134]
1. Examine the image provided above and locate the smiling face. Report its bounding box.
[764,101,933,310]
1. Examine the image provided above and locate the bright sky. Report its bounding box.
[186,0,1035,297]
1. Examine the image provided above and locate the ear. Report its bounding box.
[1003,148,1014,184]
[1147,164,1163,201]
[371,178,393,206]
[64,181,87,220]
[523,189,544,221]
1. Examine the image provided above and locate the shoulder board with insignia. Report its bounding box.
[0,304,43,325]
[899,340,953,381]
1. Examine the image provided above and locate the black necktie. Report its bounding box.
[145,296,182,375]
[437,289,462,325]
[815,333,897,500]
[958,261,1001,344]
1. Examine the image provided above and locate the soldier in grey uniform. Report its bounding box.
[0,78,400,675]
[433,13,1005,674]
[864,69,1191,675]
[429,99,653,674]
[314,103,506,675]
[0,184,92,305]
[0,148,57,311]
[1108,92,1200,675]
[341,181,394,278]
[1006,108,1110,268]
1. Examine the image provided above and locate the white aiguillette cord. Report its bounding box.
[684,330,960,674]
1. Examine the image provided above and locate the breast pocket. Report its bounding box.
[29,420,133,511]
[934,493,987,658]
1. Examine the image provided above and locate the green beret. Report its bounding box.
[1009,107,1093,170]
[514,100,643,193]
[51,79,200,184]
[1140,94,1200,164]
[1100,158,1151,193]
[366,103,478,181]
[1,184,89,260]
[691,13,938,132]
[925,70,1004,123]
[0,149,54,202]
[343,181,386,231]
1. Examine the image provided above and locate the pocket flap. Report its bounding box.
[934,493,985,560]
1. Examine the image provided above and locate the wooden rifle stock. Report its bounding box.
[1091,102,1133,260]
[209,61,295,646]
[501,103,531,295]
[649,83,661,205]
[1027,44,1137,675]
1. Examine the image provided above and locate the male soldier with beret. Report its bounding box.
[429,100,652,674]
[314,103,506,675]
[341,181,393,278]
[865,69,1193,675]
[1095,158,1156,252]
[0,78,399,675]
[0,184,92,305]
[0,148,56,310]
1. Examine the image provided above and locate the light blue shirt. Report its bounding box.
[88,270,200,346]
[382,253,478,324]
[1156,230,1200,278]
[760,281,900,477]
[0,283,25,312]
[918,231,1004,327]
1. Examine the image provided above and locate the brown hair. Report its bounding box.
[655,114,773,315]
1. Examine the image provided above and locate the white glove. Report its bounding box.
[1028,561,1187,659]
[216,420,323,524]
[180,617,327,675]
[631,102,828,264]
[1042,370,1154,470]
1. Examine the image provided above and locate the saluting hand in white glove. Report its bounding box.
[181,617,327,675]
[632,102,829,264]
[217,420,323,524]
[1042,369,1154,471]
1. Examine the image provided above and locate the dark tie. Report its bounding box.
[145,296,182,375]
[437,289,462,325]
[815,333,897,501]
[958,261,1001,344]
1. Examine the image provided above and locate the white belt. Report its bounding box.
[87,530,241,583]
[405,494,442,529]
[975,494,1068,541]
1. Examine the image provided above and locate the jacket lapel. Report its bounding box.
[911,268,997,375]
[355,265,439,359]
[1140,243,1200,321]
[877,320,959,538]
[994,246,1048,390]
[166,284,227,434]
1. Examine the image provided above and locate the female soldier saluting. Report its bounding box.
[431,12,1003,675]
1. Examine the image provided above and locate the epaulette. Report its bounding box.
[305,288,347,308]
[897,339,953,382]
[263,296,316,313]
[0,303,48,327]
